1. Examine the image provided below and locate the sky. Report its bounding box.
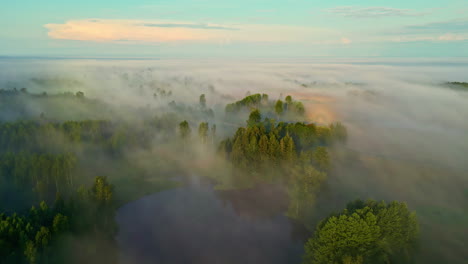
[1,0,467,58]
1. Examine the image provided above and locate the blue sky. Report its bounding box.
[1,0,467,57]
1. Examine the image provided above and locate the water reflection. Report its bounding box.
[116,178,307,264]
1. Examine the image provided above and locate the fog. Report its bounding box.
[2,58,467,168]
[1,57,467,263]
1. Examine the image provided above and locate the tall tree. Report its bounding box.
[198,122,209,143]
[275,100,284,116]
[210,124,217,144]
[313,147,330,171]
[258,134,269,162]
[90,176,113,206]
[199,94,206,108]
[179,121,191,139]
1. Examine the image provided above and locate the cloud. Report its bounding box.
[402,19,468,34]
[256,9,276,13]
[438,33,466,41]
[44,19,337,44]
[328,6,429,18]
[341,37,351,44]
[358,18,468,43]
[388,33,468,43]
[45,19,228,42]
[143,23,239,31]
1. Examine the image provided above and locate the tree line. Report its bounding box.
[225,93,306,117]
[0,153,76,203]
[0,118,180,155]
[0,176,117,264]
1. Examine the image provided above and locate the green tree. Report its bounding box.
[199,94,206,108]
[75,91,84,98]
[267,133,280,160]
[35,227,51,249]
[275,100,284,115]
[52,214,69,233]
[282,134,296,162]
[295,102,305,115]
[258,135,269,162]
[198,122,209,144]
[313,147,330,171]
[304,200,419,264]
[287,165,326,220]
[304,208,380,264]
[210,124,217,144]
[90,176,113,206]
[247,109,261,127]
[179,121,191,139]
[24,241,37,264]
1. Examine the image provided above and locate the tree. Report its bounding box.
[287,166,326,220]
[179,121,191,139]
[210,124,217,144]
[54,193,66,213]
[261,94,269,105]
[247,109,261,127]
[313,147,330,171]
[295,102,305,115]
[35,227,51,249]
[283,134,296,162]
[258,135,269,162]
[52,214,69,233]
[24,241,37,264]
[275,100,284,115]
[198,122,209,143]
[90,176,113,206]
[225,94,263,113]
[75,91,84,98]
[330,122,347,143]
[304,208,381,264]
[267,133,279,160]
[199,94,206,108]
[285,95,292,104]
[303,200,419,264]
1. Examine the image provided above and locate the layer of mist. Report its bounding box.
[1,57,467,263]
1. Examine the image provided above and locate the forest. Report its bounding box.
[0,60,467,264]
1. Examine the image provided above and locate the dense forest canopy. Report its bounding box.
[304,200,419,264]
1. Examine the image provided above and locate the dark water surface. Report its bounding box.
[116,178,306,264]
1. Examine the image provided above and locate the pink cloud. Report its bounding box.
[45,19,226,42]
[44,19,336,44]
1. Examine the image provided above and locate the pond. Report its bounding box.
[116,176,308,264]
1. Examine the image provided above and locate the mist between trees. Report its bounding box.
[0,59,467,264]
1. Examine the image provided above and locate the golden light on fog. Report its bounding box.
[292,92,338,124]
